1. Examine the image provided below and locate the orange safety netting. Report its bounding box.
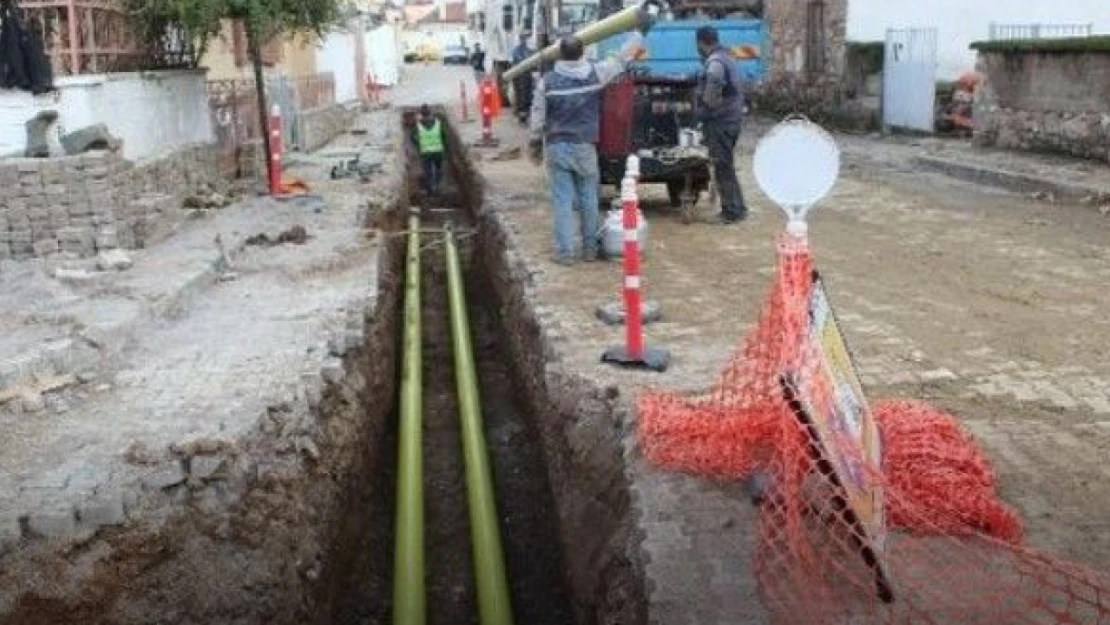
[637,235,1110,625]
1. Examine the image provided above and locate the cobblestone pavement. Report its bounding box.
[455,73,1110,623]
[0,111,394,558]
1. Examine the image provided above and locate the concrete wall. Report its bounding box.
[0,70,215,161]
[847,0,1108,79]
[317,32,361,103]
[367,25,403,87]
[974,50,1110,161]
[0,145,224,260]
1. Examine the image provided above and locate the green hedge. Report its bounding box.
[970,36,1110,54]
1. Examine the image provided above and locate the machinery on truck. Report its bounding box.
[501,0,767,221]
[593,0,766,221]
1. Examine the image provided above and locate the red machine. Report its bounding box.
[597,73,711,222]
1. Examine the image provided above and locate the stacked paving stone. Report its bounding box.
[297,104,359,152]
[0,144,224,260]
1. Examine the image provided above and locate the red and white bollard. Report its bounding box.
[459,79,470,122]
[601,156,670,371]
[268,104,282,197]
[620,175,645,359]
[476,76,500,147]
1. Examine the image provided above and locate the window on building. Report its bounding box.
[805,0,826,74]
[502,5,513,31]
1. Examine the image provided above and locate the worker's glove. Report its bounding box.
[528,139,543,165]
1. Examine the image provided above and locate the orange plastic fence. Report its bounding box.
[637,236,1110,625]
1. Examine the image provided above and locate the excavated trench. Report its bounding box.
[322,111,647,625]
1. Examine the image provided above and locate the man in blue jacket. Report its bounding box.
[528,34,643,266]
[695,26,749,224]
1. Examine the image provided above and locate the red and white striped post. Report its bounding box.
[268,104,282,197]
[477,76,500,147]
[459,79,470,121]
[602,155,670,371]
[620,173,644,359]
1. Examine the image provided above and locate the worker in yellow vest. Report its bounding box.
[413,104,445,197]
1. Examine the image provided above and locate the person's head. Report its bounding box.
[695,26,719,58]
[520,32,530,43]
[558,36,584,61]
[419,104,432,120]
[474,42,482,51]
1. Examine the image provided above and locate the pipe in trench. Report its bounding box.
[444,226,515,625]
[394,214,425,625]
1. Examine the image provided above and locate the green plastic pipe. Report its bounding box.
[502,1,658,81]
[394,214,425,625]
[443,227,515,625]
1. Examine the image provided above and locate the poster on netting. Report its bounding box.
[782,272,892,601]
[805,275,886,548]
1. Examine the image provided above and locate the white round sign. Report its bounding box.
[753,117,840,232]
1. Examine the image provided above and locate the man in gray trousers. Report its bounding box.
[695,26,749,224]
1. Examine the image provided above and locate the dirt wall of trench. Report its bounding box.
[441,119,648,624]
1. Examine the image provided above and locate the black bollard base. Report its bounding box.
[601,346,671,372]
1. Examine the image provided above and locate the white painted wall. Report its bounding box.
[848,0,1108,79]
[366,25,403,87]
[317,32,360,103]
[0,70,214,160]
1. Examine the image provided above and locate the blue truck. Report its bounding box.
[598,17,768,80]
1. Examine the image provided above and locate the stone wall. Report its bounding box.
[296,103,359,152]
[755,0,859,125]
[0,145,224,261]
[973,49,1110,161]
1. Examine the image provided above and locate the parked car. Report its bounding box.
[442,45,469,65]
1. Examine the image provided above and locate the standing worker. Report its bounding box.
[412,104,446,197]
[510,32,535,124]
[470,43,486,82]
[527,34,644,266]
[694,26,749,224]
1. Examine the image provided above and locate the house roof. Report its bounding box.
[414,1,466,24]
[404,4,437,24]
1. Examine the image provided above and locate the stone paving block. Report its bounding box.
[0,515,21,554]
[78,494,126,528]
[189,456,226,481]
[142,462,186,491]
[26,506,78,540]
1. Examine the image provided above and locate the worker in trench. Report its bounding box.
[527,33,645,266]
[412,104,446,198]
[694,25,749,224]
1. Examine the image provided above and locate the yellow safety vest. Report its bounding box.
[416,119,444,154]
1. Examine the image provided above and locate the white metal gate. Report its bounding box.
[882,28,938,133]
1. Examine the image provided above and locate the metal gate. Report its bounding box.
[882,28,938,133]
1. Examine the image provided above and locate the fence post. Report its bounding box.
[476,76,500,147]
[269,104,282,196]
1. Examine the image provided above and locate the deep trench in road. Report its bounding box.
[326,111,575,625]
